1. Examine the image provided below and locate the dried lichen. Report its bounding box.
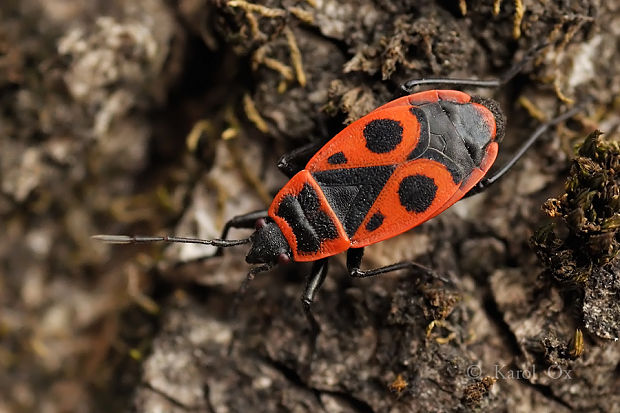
[532,130,620,284]
[462,376,496,408]
[532,130,620,340]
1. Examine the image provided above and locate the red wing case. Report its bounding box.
[269,90,502,258]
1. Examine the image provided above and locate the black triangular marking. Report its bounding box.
[319,185,360,225]
[313,166,395,237]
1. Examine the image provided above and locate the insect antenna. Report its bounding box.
[91,234,250,248]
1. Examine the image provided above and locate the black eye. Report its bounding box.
[255,218,267,230]
[277,252,291,265]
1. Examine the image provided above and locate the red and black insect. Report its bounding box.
[268,89,503,265]
[94,61,582,336]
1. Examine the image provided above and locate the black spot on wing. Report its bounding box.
[363,118,403,153]
[365,212,384,231]
[398,174,438,213]
[327,152,347,165]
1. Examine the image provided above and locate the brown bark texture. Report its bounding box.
[0,0,618,412]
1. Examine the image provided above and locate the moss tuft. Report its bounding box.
[532,130,620,284]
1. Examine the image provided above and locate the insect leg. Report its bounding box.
[216,210,268,255]
[346,248,449,283]
[463,104,585,198]
[401,43,547,92]
[301,258,329,346]
[277,140,324,178]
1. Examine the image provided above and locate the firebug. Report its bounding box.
[94,51,583,337]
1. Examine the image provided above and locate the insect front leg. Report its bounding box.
[346,247,449,283]
[277,140,325,178]
[301,258,329,349]
[216,210,268,255]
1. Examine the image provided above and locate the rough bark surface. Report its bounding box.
[1,0,618,412]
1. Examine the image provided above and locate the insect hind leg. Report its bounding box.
[463,103,585,198]
[346,247,450,283]
[401,42,548,93]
